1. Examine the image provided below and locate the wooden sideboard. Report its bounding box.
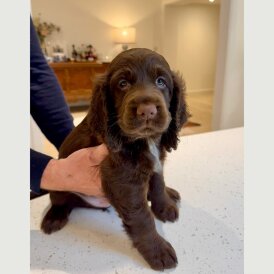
[50,62,109,105]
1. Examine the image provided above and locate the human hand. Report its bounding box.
[41,144,110,207]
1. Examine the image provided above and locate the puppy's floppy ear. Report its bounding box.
[87,74,123,151]
[161,71,189,152]
[87,74,108,136]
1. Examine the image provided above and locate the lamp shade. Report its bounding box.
[112,27,136,44]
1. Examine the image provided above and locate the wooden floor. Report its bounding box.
[44,91,214,158]
[180,90,214,136]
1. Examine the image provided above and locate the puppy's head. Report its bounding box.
[88,48,188,151]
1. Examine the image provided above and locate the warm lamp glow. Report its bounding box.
[209,0,215,2]
[112,27,136,44]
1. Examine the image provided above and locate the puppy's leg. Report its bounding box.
[41,204,72,234]
[41,191,105,234]
[166,186,181,203]
[148,172,180,222]
[148,186,181,203]
[102,170,177,270]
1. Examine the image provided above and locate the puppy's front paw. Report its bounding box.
[166,187,181,203]
[152,197,179,222]
[138,235,178,270]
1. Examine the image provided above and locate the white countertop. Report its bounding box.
[31,127,243,274]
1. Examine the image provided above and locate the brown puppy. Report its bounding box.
[41,48,188,270]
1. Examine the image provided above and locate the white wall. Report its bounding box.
[212,0,244,130]
[164,4,220,92]
[31,0,162,60]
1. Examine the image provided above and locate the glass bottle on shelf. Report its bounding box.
[72,44,77,61]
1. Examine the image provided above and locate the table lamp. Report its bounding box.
[112,27,136,51]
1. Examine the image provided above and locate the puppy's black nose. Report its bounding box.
[137,103,157,120]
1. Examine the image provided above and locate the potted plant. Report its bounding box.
[33,14,60,56]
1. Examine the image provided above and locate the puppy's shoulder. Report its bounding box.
[59,116,100,158]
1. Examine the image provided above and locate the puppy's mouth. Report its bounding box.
[139,125,157,135]
[118,115,171,139]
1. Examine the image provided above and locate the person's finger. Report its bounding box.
[88,144,109,164]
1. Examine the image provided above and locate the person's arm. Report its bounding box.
[30,17,74,194]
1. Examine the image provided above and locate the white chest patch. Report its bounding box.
[148,140,162,173]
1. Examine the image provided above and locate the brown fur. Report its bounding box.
[41,48,188,270]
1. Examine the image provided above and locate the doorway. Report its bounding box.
[162,0,221,135]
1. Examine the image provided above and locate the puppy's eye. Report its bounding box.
[118,79,129,89]
[155,77,166,88]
